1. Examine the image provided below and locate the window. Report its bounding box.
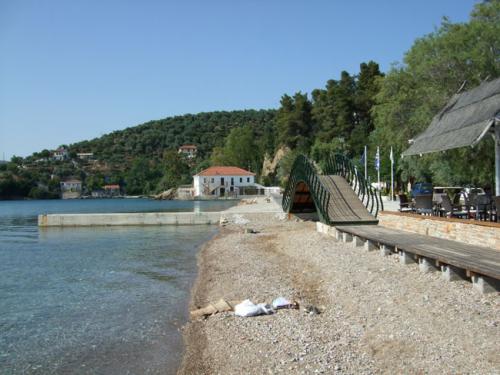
[204,178,206,183]
[247,177,250,183]
[211,178,214,183]
[240,177,242,183]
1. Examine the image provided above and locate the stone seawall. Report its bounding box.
[378,211,500,251]
[38,212,223,226]
[38,211,283,227]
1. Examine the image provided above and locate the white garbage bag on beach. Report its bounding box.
[234,299,273,317]
[272,297,291,309]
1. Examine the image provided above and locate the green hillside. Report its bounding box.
[1,0,498,200]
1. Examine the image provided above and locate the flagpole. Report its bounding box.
[377,146,380,191]
[390,146,394,201]
[364,145,367,180]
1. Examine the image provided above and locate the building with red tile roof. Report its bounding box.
[195,166,255,177]
[193,166,255,196]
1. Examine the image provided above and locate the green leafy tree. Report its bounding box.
[276,93,314,152]
[156,150,191,191]
[210,126,260,173]
[372,0,500,188]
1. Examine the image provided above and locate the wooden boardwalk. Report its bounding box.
[319,175,378,225]
[337,225,500,281]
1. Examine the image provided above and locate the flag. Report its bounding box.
[375,146,380,171]
[390,147,394,164]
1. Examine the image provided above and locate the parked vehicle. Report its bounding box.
[433,186,463,204]
[459,187,486,205]
[410,182,433,198]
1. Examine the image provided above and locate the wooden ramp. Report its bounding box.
[319,175,378,225]
[337,225,500,281]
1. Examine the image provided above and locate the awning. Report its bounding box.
[403,77,500,156]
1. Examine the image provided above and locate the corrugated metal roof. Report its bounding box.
[195,166,255,176]
[403,77,500,156]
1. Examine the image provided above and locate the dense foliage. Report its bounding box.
[371,0,500,189]
[0,110,276,198]
[275,0,500,191]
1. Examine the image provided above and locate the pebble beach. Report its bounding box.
[178,198,499,374]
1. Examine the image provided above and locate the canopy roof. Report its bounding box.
[403,77,500,156]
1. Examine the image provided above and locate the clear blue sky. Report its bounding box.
[0,0,478,160]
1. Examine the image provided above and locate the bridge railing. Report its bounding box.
[282,155,331,224]
[324,153,383,217]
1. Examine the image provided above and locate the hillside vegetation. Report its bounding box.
[1,0,499,199]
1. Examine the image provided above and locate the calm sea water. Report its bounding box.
[0,199,237,374]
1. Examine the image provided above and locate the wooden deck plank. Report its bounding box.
[319,175,378,225]
[336,225,500,280]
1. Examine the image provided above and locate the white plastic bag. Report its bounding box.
[234,299,273,317]
[272,297,291,309]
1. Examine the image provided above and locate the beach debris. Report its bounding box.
[238,198,257,205]
[304,305,322,315]
[274,213,287,221]
[232,214,249,225]
[244,228,259,234]
[234,299,274,317]
[191,297,300,319]
[219,217,229,226]
[190,299,238,319]
[272,297,299,310]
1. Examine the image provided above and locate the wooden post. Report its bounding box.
[496,122,500,196]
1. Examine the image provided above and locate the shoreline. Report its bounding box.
[177,200,499,374]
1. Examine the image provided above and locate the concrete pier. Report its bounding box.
[364,240,377,252]
[418,257,439,273]
[441,264,467,282]
[40,211,224,227]
[399,250,416,265]
[471,274,500,294]
[342,232,353,243]
[380,244,393,257]
[352,235,364,247]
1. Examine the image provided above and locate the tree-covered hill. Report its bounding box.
[70,109,276,164]
[0,110,276,198]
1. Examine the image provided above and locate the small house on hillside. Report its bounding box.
[178,144,197,158]
[52,147,69,161]
[193,166,255,197]
[60,179,82,199]
[104,184,121,197]
[77,152,94,160]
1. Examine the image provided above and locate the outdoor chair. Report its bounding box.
[414,195,433,215]
[398,193,414,212]
[432,193,448,217]
[438,195,469,219]
[474,195,492,221]
[493,196,500,222]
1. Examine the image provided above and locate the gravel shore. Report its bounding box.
[178,205,499,374]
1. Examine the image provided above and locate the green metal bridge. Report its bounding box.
[282,154,382,225]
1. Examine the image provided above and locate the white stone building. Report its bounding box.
[193,166,255,197]
[52,147,69,161]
